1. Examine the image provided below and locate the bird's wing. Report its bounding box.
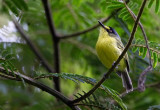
[116,38,130,72]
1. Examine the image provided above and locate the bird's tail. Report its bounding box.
[120,69,133,93]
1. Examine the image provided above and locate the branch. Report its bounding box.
[131,44,160,54]
[0,67,68,103]
[41,0,58,38]
[138,66,152,91]
[12,18,54,73]
[0,67,81,110]
[41,0,61,92]
[0,73,20,81]
[71,0,147,104]
[123,0,152,67]
[123,0,153,91]
[119,82,160,98]
[59,16,113,39]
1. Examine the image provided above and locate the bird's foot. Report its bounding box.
[112,61,116,66]
[112,61,120,69]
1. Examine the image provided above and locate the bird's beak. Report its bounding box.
[98,21,109,32]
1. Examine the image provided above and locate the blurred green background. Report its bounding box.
[0,0,160,110]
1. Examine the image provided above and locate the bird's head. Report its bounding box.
[98,21,120,39]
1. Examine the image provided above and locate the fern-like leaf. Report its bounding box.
[132,39,160,68]
[148,0,160,13]
[35,72,127,110]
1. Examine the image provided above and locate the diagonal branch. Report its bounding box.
[41,0,61,92]
[12,18,54,73]
[123,0,152,67]
[71,0,147,104]
[0,67,80,110]
[0,73,20,81]
[0,67,68,103]
[123,0,152,91]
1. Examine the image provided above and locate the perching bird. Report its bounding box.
[96,21,133,93]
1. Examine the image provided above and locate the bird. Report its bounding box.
[96,21,133,93]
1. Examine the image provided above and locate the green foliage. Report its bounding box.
[0,49,17,74]
[75,92,121,110]
[0,0,160,110]
[148,0,160,13]
[132,39,160,68]
[3,0,28,16]
[106,1,125,9]
[106,0,137,20]
[35,72,126,110]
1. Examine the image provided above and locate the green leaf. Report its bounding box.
[118,8,128,18]
[106,4,125,9]
[153,52,158,68]
[139,47,144,56]
[101,85,127,110]
[155,0,160,13]
[11,0,28,11]
[5,54,14,60]
[150,51,153,59]
[4,0,19,16]
[0,58,5,64]
[2,64,9,74]
[158,56,160,62]
[35,72,126,110]
[111,1,124,5]
[148,0,155,8]
[122,13,131,20]
[142,48,148,59]
[72,0,82,7]
[136,38,143,45]
[1,50,8,58]
[132,46,138,53]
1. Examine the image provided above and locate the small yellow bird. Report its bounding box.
[96,21,133,93]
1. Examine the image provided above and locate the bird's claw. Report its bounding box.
[112,61,120,69]
[112,61,116,66]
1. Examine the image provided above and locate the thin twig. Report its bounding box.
[123,0,152,66]
[12,18,54,73]
[123,0,153,91]
[0,73,20,81]
[41,0,61,92]
[138,66,152,91]
[119,82,160,98]
[59,15,113,39]
[71,0,147,104]
[131,44,160,54]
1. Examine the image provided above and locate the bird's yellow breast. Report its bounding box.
[96,35,126,71]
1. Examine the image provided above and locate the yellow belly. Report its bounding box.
[96,37,126,71]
